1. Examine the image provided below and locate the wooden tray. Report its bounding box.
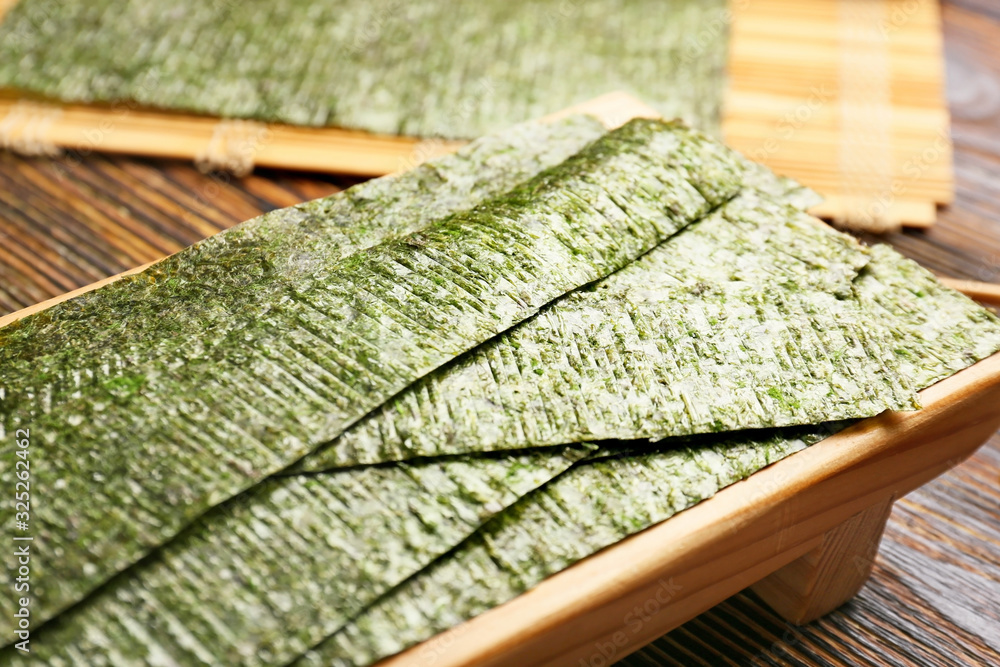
[1,95,995,667]
[0,0,951,229]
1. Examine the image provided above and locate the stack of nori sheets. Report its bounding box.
[2,116,999,666]
[0,0,727,138]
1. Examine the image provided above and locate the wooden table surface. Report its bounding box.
[1,1,998,664]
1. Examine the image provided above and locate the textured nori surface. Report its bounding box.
[0,118,744,633]
[297,192,918,470]
[18,221,993,666]
[0,0,727,138]
[3,447,590,666]
[301,428,829,667]
[0,115,607,412]
[0,113,607,634]
[299,247,1000,667]
[856,244,1000,389]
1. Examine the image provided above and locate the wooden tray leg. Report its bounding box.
[751,497,894,625]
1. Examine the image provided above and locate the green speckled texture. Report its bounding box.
[300,249,1000,666]
[2,105,999,666]
[0,0,727,138]
[0,117,745,634]
[856,244,1000,389]
[300,428,828,667]
[14,208,998,666]
[296,191,918,470]
[4,447,590,666]
[0,115,607,403]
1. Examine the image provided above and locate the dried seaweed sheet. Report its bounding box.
[0,115,607,408]
[1,447,590,665]
[11,239,936,665]
[300,428,827,667]
[6,210,941,664]
[0,119,744,632]
[0,113,607,632]
[857,244,1000,389]
[298,247,1000,667]
[296,191,917,471]
[0,0,728,138]
[3,164,845,663]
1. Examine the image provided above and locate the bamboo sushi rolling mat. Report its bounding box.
[0,0,951,230]
[724,0,952,231]
[0,2,998,664]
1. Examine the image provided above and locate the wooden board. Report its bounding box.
[0,0,951,229]
[937,277,1000,306]
[723,0,953,231]
[2,93,997,666]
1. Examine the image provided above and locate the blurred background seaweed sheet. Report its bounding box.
[0,0,728,138]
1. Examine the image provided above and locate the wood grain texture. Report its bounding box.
[750,498,894,626]
[0,3,997,665]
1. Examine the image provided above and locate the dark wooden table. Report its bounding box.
[1,1,998,664]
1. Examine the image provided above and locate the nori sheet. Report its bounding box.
[298,246,1000,667]
[0,115,607,410]
[0,0,728,138]
[1,446,591,665]
[0,118,744,633]
[13,217,978,665]
[9,182,999,665]
[301,428,830,667]
[856,244,1000,389]
[296,191,917,471]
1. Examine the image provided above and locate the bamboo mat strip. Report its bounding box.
[0,0,952,229]
[722,0,953,229]
[0,92,465,178]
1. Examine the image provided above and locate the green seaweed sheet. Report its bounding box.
[856,244,1000,389]
[296,191,918,471]
[0,115,607,404]
[0,0,728,138]
[303,429,827,667]
[0,118,745,632]
[7,198,949,665]
[2,447,591,666]
[299,246,1000,667]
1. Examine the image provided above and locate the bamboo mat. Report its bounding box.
[0,0,952,230]
[723,0,952,230]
